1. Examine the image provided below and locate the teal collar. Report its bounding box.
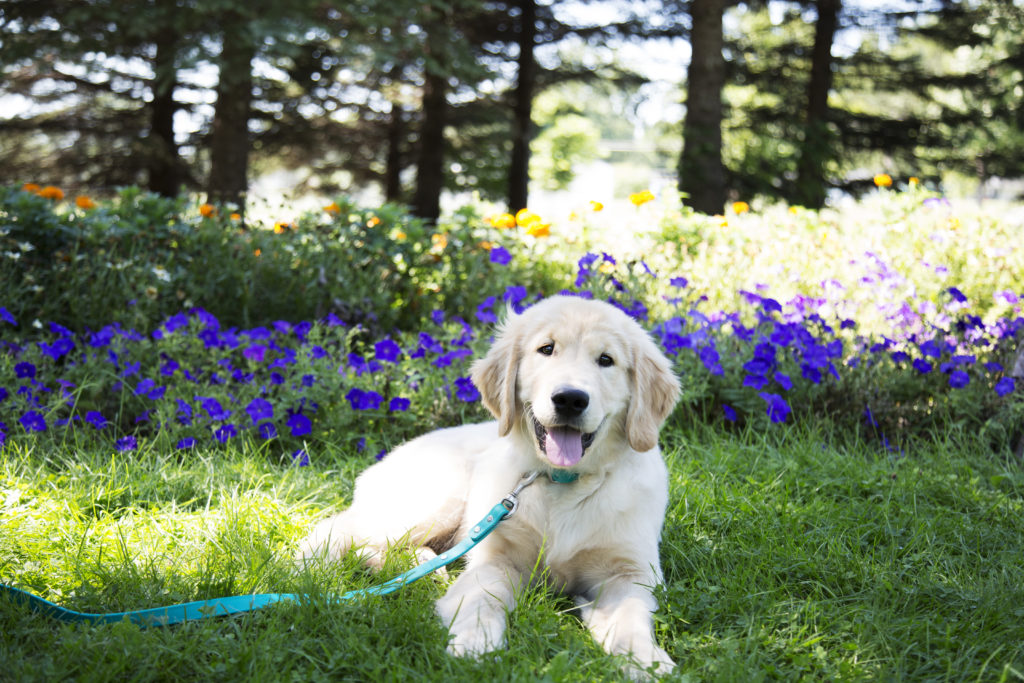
[548,469,580,484]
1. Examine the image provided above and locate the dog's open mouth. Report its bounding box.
[532,416,596,468]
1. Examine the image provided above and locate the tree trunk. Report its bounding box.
[507,0,537,214]
[794,0,841,209]
[412,67,448,223]
[147,29,182,197]
[384,103,405,202]
[207,23,255,209]
[679,0,726,215]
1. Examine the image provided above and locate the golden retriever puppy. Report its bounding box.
[296,295,680,676]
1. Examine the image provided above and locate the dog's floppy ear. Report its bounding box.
[470,313,522,436]
[626,332,681,452]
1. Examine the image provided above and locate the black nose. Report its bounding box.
[552,388,589,419]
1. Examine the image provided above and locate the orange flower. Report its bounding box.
[21,182,41,193]
[478,240,493,251]
[515,208,541,228]
[254,248,262,257]
[909,177,920,186]
[323,202,340,215]
[525,222,550,238]
[629,190,655,207]
[873,173,893,188]
[37,185,64,200]
[199,203,216,218]
[367,216,380,228]
[732,201,750,215]
[489,213,516,229]
[431,233,448,250]
[274,222,290,234]
[75,195,96,210]
[229,212,241,221]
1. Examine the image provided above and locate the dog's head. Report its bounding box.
[471,296,680,470]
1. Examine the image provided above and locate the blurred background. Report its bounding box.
[1,0,1021,219]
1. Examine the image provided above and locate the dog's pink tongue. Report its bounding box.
[545,427,584,467]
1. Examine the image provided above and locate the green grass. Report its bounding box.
[3,423,1022,681]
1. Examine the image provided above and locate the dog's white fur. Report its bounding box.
[297,296,680,676]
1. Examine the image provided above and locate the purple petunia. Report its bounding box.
[489,245,512,265]
[20,411,47,432]
[995,377,1016,397]
[246,398,273,423]
[454,376,480,403]
[389,397,411,412]
[291,449,310,466]
[115,435,137,452]
[912,359,933,374]
[346,387,383,411]
[287,412,312,437]
[722,404,737,422]
[177,437,197,449]
[759,392,792,424]
[213,424,238,443]
[15,362,36,379]
[84,411,108,430]
[948,370,970,389]
[374,339,402,363]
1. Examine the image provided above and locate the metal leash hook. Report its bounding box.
[501,470,540,517]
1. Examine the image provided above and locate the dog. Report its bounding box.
[296,295,680,676]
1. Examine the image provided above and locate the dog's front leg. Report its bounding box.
[436,560,523,657]
[576,575,674,678]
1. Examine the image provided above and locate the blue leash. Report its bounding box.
[1,472,541,628]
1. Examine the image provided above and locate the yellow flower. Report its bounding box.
[789,206,801,215]
[254,248,262,257]
[21,182,41,193]
[873,173,893,188]
[629,190,655,207]
[431,233,448,250]
[323,202,340,214]
[367,216,380,228]
[199,203,216,217]
[909,177,920,186]
[598,261,615,275]
[37,185,64,200]
[732,201,750,215]
[274,222,290,234]
[515,208,541,228]
[489,212,516,229]
[75,195,96,210]
[478,240,493,251]
[589,201,604,212]
[525,222,550,238]
[393,230,407,241]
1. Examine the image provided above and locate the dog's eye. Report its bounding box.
[597,353,614,367]
[538,343,554,356]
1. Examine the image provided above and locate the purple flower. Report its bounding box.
[200,398,231,421]
[291,448,310,466]
[759,393,792,424]
[774,372,793,391]
[670,276,688,288]
[20,410,47,432]
[258,421,277,439]
[177,437,197,449]
[489,245,512,265]
[454,377,480,403]
[213,424,237,443]
[475,296,498,324]
[912,359,933,374]
[948,370,970,389]
[287,412,312,437]
[388,397,411,412]
[374,339,402,363]
[346,387,383,411]
[722,404,737,422]
[947,287,967,303]
[995,377,1016,397]
[243,345,267,362]
[115,435,137,452]
[85,411,108,429]
[15,362,36,379]
[0,306,17,325]
[246,398,273,423]
[743,374,769,389]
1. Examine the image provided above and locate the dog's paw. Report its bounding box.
[445,626,505,658]
[624,645,675,681]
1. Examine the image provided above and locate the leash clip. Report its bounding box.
[501,471,540,517]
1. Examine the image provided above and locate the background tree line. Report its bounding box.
[1,0,1022,218]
